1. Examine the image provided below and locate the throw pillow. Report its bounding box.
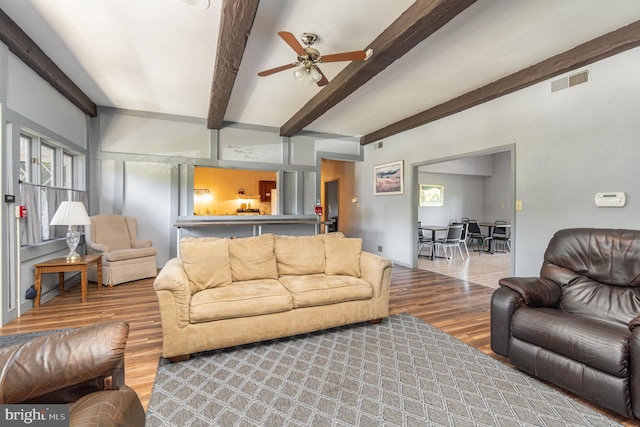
[229,234,278,281]
[324,235,362,277]
[275,234,325,275]
[180,238,231,294]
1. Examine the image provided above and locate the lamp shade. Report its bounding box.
[50,201,91,226]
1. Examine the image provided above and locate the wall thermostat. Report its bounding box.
[594,192,626,207]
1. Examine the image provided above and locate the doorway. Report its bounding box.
[413,146,515,288]
[324,179,339,232]
[320,158,355,235]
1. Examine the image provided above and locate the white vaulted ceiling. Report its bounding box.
[1,0,640,142]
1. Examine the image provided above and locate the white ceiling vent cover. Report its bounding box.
[551,70,589,93]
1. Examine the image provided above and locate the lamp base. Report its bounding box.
[65,226,81,263]
[65,251,81,263]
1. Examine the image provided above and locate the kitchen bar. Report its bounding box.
[174,215,334,254]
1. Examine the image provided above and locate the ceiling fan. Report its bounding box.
[257,31,373,87]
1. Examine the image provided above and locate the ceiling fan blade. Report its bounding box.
[278,31,307,57]
[320,50,368,63]
[257,62,298,77]
[315,67,329,87]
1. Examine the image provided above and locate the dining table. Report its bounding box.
[418,225,448,259]
[478,223,511,253]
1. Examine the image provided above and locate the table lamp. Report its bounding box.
[50,201,91,262]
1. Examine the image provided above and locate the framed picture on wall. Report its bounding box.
[419,184,444,206]
[374,160,404,195]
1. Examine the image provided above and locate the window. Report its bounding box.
[40,144,55,187]
[63,153,73,189]
[19,135,30,183]
[19,131,87,246]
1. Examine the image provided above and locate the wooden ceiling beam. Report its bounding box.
[361,19,640,145]
[207,0,260,129]
[0,9,97,117]
[279,0,477,137]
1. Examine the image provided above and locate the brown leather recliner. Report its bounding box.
[0,321,145,426]
[491,228,640,419]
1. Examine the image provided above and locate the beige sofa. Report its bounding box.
[153,233,393,361]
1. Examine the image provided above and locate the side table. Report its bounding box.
[33,254,102,307]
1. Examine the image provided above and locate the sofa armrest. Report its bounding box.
[87,242,109,254]
[490,286,523,357]
[359,251,393,299]
[630,327,640,418]
[131,239,152,249]
[69,385,145,427]
[629,315,640,332]
[498,276,561,307]
[0,321,128,404]
[153,258,191,327]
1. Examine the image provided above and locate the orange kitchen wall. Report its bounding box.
[194,167,277,215]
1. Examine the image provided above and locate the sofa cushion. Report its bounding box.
[229,234,278,281]
[511,306,631,377]
[275,234,325,275]
[189,279,292,322]
[278,274,372,308]
[180,238,232,294]
[324,235,362,277]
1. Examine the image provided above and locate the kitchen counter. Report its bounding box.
[175,214,325,226]
[174,215,333,248]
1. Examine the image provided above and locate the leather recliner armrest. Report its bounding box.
[498,276,561,307]
[0,321,129,404]
[69,385,145,427]
[629,315,640,332]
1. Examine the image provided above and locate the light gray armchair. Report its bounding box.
[86,214,157,286]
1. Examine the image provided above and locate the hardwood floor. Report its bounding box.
[418,247,511,289]
[0,265,632,425]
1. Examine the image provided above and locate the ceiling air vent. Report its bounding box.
[551,70,589,93]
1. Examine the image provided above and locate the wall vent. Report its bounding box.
[374,141,384,149]
[551,70,589,93]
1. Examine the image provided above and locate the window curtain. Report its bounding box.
[47,187,69,239]
[19,183,89,246]
[73,190,89,233]
[19,183,41,246]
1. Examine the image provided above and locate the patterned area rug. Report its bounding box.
[146,314,620,426]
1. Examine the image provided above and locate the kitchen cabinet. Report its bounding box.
[259,180,276,202]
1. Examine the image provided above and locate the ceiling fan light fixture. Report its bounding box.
[293,64,318,85]
[293,64,306,80]
[310,66,322,83]
[301,69,314,85]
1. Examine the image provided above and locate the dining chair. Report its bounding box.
[433,224,465,262]
[492,220,511,252]
[417,222,433,258]
[451,222,470,259]
[467,220,492,255]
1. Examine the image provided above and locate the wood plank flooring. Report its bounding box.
[418,249,511,289]
[0,265,632,425]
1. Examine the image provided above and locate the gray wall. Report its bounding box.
[1,47,89,323]
[417,173,484,226]
[353,47,640,276]
[417,151,511,226]
[92,110,363,265]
